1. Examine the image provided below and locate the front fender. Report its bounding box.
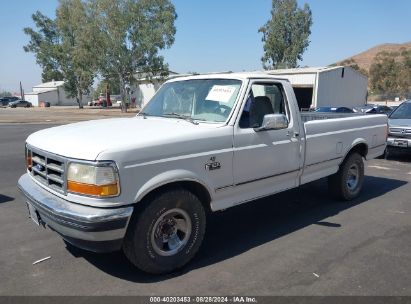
[134,169,213,203]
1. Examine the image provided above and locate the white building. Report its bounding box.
[25,81,90,106]
[266,66,368,110]
[132,72,191,108]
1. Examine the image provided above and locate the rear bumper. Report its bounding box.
[387,137,411,149]
[17,173,133,252]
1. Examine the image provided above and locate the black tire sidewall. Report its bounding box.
[125,189,206,274]
[341,153,364,200]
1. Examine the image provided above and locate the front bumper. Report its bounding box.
[387,136,411,149]
[17,173,133,252]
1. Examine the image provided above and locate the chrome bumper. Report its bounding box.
[17,173,133,252]
[387,137,411,149]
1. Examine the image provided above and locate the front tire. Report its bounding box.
[328,152,364,201]
[123,188,206,274]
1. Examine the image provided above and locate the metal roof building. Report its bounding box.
[266,66,368,110]
[25,81,90,106]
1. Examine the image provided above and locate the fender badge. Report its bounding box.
[205,156,221,171]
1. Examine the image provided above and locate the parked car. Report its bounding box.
[8,100,32,108]
[93,95,112,107]
[18,72,387,274]
[354,105,374,113]
[386,100,411,152]
[0,96,20,106]
[93,98,103,106]
[314,106,354,113]
[88,100,99,106]
[0,98,8,106]
[369,105,393,114]
[354,104,392,115]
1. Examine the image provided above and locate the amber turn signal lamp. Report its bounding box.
[26,149,32,171]
[67,181,119,197]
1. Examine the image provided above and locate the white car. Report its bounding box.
[18,72,387,274]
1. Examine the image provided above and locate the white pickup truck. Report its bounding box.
[18,72,387,274]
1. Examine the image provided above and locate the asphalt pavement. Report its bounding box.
[0,123,411,296]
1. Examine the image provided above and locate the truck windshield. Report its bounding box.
[141,79,242,123]
[390,102,411,119]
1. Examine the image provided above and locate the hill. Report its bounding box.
[336,41,411,72]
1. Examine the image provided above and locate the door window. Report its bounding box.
[239,83,288,128]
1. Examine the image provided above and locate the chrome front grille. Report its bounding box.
[28,148,66,194]
[389,127,411,138]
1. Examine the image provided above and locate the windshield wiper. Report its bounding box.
[138,112,153,119]
[162,113,199,125]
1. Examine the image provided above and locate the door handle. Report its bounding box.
[287,131,299,137]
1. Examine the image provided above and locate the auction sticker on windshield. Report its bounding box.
[206,85,236,103]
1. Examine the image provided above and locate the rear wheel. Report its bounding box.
[123,188,206,274]
[328,152,364,201]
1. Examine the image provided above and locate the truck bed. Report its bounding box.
[300,112,364,123]
[300,114,387,185]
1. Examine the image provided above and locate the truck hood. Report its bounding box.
[388,118,411,128]
[26,117,221,160]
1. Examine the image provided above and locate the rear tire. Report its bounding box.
[328,152,364,201]
[123,188,206,274]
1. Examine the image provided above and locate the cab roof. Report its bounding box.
[165,71,291,83]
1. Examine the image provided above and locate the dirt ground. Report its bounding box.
[0,106,139,124]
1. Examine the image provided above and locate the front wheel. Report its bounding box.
[328,152,364,201]
[123,188,206,274]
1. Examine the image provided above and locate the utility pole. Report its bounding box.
[20,81,24,100]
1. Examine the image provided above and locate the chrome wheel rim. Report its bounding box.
[347,163,359,191]
[151,208,192,257]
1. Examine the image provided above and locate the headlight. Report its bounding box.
[67,162,120,197]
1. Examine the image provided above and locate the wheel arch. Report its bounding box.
[134,171,213,213]
[341,140,368,164]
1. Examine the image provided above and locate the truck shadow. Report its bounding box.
[65,175,406,283]
[0,194,14,204]
[386,151,411,163]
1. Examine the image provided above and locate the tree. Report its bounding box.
[23,12,64,82]
[259,0,312,69]
[398,49,411,98]
[56,0,99,108]
[370,52,402,95]
[0,91,13,98]
[93,0,177,112]
[24,1,98,108]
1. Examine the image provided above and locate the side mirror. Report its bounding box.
[254,114,289,132]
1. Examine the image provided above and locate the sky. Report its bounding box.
[0,0,410,93]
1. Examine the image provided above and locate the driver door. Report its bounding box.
[233,81,301,188]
